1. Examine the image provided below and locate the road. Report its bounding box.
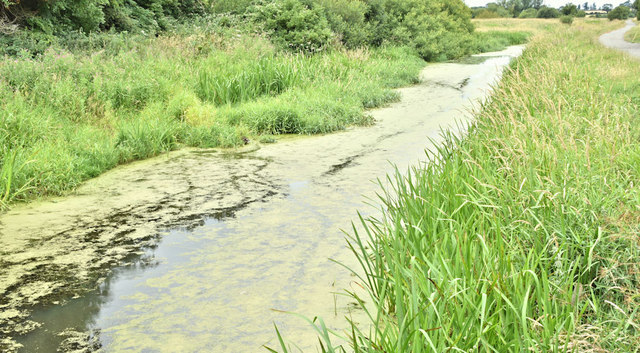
[599,20,640,58]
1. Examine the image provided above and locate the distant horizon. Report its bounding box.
[464,0,628,8]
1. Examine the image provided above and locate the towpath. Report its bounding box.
[599,20,640,58]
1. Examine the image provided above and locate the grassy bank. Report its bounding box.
[0,30,425,208]
[0,17,530,210]
[624,24,640,43]
[292,19,640,352]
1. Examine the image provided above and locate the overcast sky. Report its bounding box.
[464,0,628,8]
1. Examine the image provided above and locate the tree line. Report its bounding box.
[472,0,639,19]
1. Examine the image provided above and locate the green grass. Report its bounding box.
[472,30,530,53]
[0,18,529,208]
[0,33,426,206]
[275,19,640,353]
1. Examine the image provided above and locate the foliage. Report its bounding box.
[289,19,640,353]
[315,0,370,48]
[247,0,334,53]
[561,3,578,15]
[607,5,630,20]
[576,10,586,17]
[1,0,205,34]
[537,6,561,18]
[560,15,574,24]
[211,0,254,14]
[0,31,429,202]
[518,7,538,17]
[474,9,502,18]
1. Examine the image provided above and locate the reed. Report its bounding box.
[276,18,640,353]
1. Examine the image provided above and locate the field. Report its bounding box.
[288,18,640,353]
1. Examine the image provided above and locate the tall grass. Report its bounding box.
[197,55,304,105]
[0,31,428,204]
[276,19,640,352]
[624,25,640,43]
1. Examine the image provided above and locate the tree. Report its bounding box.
[607,5,630,19]
[537,6,561,17]
[519,7,538,17]
[583,2,589,10]
[602,3,613,11]
[634,0,640,19]
[561,3,578,15]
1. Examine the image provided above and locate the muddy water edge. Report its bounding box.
[0,46,524,352]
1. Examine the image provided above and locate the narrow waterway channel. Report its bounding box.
[0,46,523,352]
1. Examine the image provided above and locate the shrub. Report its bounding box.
[248,0,334,53]
[561,3,578,16]
[475,9,501,18]
[518,8,537,18]
[211,0,254,14]
[537,6,560,18]
[366,0,474,61]
[576,10,586,17]
[560,15,574,24]
[315,0,370,48]
[607,6,630,20]
[3,0,205,34]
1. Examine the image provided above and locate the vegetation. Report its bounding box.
[608,5,631,20]
[275,19,640,353]
[537,6,561,18]
[518,8,538,18]
[560,3,578,16]
[560,15,574,24]
[624,24,640,42]
[0,1,531,207]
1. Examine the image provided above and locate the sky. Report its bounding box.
[464,0,628,8]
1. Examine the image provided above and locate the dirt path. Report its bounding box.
[0,46,524,352]
[599,20,640,58]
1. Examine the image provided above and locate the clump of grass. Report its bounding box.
[197,55,305,105]
[275,19,639,353]
[560,15,574,25]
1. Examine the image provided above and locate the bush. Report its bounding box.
[518,8,537,18]
[211,0,254,14]
[537,6,560,18]
[315,0,370,48]
[576,10,586,17]
[248,0,334,53]
[366,0,474,61]
[560,15,574,24]
[608,6,630,20]
[475,9,501,18]
[561,3,578,16]
[3,0,205,34]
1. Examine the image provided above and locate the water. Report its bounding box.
[0,46,524,352]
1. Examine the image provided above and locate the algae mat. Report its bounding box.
[0,46,524,352]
